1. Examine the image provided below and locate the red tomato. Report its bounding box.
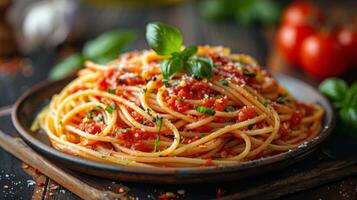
[282,1,322,26]
[300,32,348,79]
[237,106,257,122]
[276,24,315,66]
[79,121,103,134]
[290,110,304,129]
[338,27,357,68]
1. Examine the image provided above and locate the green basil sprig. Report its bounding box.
[319,78,348,109]
[49,30,137,80]
[49,54,85,80]
[319,78,357,134]
[145,22,213,84]
[146,22,183,55]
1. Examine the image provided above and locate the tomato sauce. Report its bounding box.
[128,108,154,126]
[181,136,200,144]
[117,128,156,151]
[191,125,213,133]
[79,121,103,135]
[295,100,314,116]
[201,96,228,111]
[171,78,215,100]
[237,106,257,122]
[278,125,289,136]
[290,110,304,129]
[98,69,145,90]
[166,95,194,112]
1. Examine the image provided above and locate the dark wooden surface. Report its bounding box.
[1,1,357,199]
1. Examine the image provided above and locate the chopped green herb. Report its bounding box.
[220,79,229,86]
[105,102,116,113]
[243,69,256,77]
[262,99,269,107]
[86,112,94,119]
[195,106,216,116]
[142,88,147,94]
[177,97,185,102]
[92,105,101,111]
[225,105,235,112]
[94,113,103,122]
[116,128,130,133]
[276,96,285,104]
[153,135,160,152]
[276,93,291,104]
[154,115,163,133]
[107,88,116,94]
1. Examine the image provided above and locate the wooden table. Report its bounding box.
[1,1,357,199]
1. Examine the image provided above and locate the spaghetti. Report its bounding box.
[33,46,324,168]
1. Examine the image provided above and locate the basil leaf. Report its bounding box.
[343,83,357,108]
[107,88,116,94]
[146,22,183,55]
[319,78,348,108]
[235,0,280,26]
[199,0,280,27]
[181,46,198,60]
[49,54,85,80]
[83,30,137,63]
[186,57,213,79]
[195,106,216,116]
[199,0,236,21]
[161,56,184,83]
[339,106,357,132]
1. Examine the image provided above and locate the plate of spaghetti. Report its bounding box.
[12,23,334,183]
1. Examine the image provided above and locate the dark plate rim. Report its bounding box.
[12,73,336,176]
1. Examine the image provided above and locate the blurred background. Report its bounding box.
[0,0,356,107]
